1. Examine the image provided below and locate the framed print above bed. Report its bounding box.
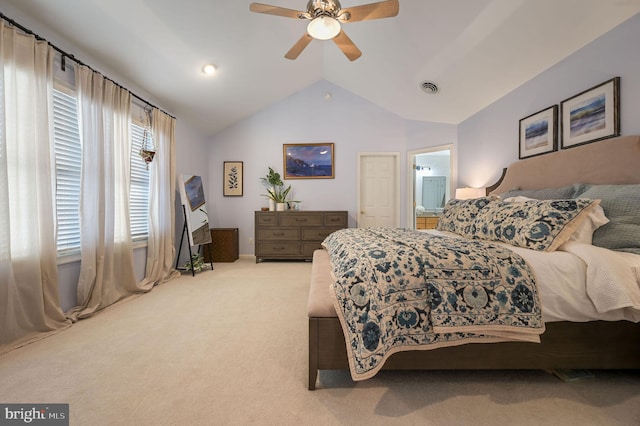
[223,161,243,196]
[560,77,620,149]
[283,143,334,179]
[519,105,558,159]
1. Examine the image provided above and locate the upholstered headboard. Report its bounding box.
[490,135,640,195]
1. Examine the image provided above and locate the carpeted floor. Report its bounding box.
[0,257,638,425]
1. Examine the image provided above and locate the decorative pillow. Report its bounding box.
[503,196,609,244]
[472,198,600,252]
[436,196,495,236]
[574,184,640,254]
[499,183,587,201]
[568,204,609,244]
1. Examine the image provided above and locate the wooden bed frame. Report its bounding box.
[308,135,640,390]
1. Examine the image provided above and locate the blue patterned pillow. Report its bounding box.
[472,198,600,252]
[436,197,495,236]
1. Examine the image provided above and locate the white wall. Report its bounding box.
[458,13,640,189]
[174,121,211,266]
[208,80,457,255]
[406,120,457,153]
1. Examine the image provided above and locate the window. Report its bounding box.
[52,88,151,257]
[129,123,150,240]
[52,88,82,255]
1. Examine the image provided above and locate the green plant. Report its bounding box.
[182,254,205,272]
[260,167,291,202]
[260,167,284,187]
[265,184,292,203]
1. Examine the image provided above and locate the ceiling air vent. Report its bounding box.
[420,81,439,94]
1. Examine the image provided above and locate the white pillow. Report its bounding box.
[503,196,609,244]
[569,203,609,244]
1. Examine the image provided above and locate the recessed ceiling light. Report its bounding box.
[202,64,217,75]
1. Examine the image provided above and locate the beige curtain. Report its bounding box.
[137,109,180,289]
[0,23,71,354]
[68,66,139,320]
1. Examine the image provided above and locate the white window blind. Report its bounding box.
[129,123,150,240]
[52,88,82,255]
[52,88,151,256]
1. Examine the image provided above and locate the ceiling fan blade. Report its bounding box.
[339,0,399,23]
[332,31,362,61]
[250,3,306,19]
[285,33,314,60]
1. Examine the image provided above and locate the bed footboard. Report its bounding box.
[308,317,640,390]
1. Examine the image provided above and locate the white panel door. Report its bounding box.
[358,153,399,228]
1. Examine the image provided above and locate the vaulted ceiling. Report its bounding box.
[2,0,639,136]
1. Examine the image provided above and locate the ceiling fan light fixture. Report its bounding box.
[307,16,341,40]
[202,64,217,75]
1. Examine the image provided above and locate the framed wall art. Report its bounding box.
[519,105,558,159]
[283,143,334,179]
[560,77,620,149]
[223,161,243,196]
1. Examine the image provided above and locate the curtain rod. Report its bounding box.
[0,12,176,119]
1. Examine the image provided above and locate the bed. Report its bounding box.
[307,135,640,390]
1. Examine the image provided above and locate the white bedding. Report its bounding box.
[425,230,640,323]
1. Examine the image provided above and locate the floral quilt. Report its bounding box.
[322,227,545,380]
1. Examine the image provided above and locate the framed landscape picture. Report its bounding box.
[283,143,334,179]
[519,105,558,159]
[560,77,620,149]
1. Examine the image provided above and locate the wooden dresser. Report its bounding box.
[254,211,348,262]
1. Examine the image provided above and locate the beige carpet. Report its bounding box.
[0,257,638,426]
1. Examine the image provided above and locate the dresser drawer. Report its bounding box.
[257,228,299,240]
[325,212,347,227]
[256,212,278,226]
[257,242,301,256]
[279,213,324,227]
[302,227,340,241]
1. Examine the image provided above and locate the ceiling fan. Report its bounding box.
[249,0,399,61]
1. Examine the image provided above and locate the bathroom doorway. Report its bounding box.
[407,146,453,229]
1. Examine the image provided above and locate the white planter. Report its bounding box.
[269,199,275,211]
[276,202,286,211]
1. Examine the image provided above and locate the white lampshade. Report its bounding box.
[455,187,486,200]
[307,16,341,40]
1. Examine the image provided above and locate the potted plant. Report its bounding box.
[182,253,205,273]
[261,167,292,211]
